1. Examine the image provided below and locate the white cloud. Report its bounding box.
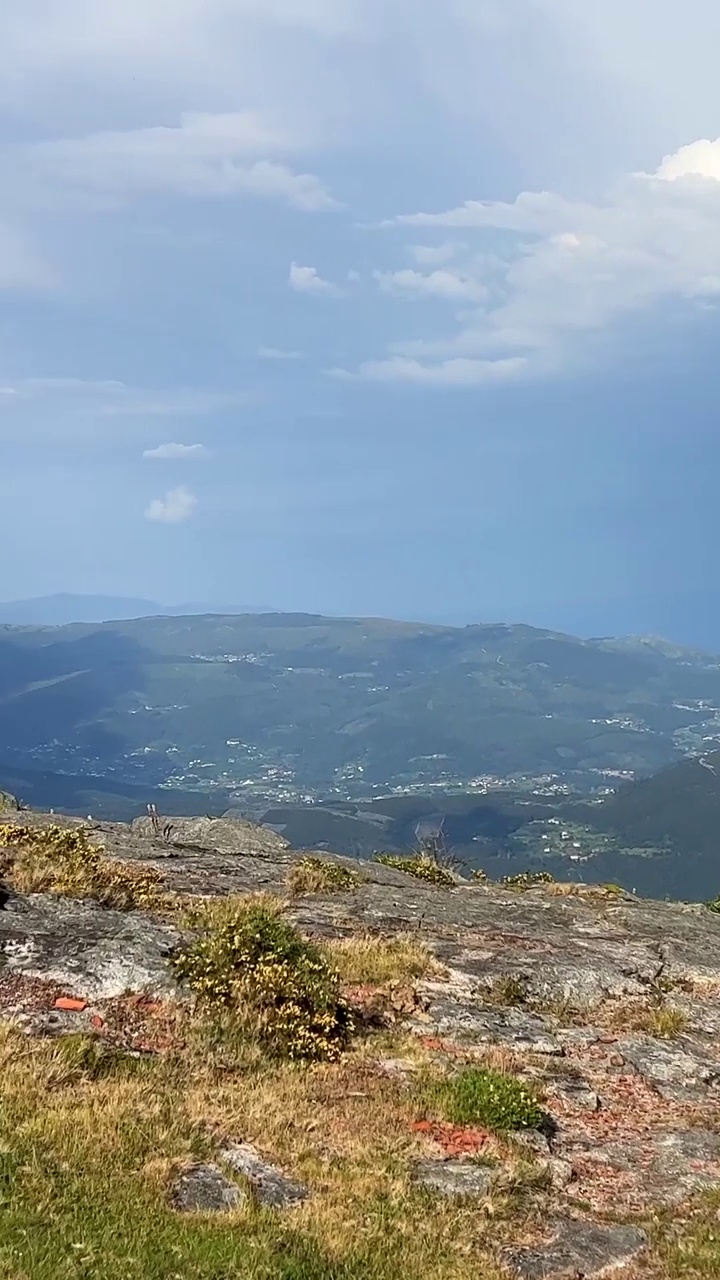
[26,111,340,212]
[409,242,465,266]
[334,356,527,386]
[362,138,720,381]
[655,138,720,182]
[142,442,208,460]
[257,346,301,359]
[145,486,198,523]
[288,262,342,296]
[374,267,487,302]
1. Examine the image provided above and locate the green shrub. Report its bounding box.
[424,1067,543,1132]
[705,895,720,914]
[374,853,455,887]
[501,871,555,889]
[172,897,353,1062]
[288,856,360,895]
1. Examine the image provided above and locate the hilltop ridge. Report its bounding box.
[3,796,720,1277]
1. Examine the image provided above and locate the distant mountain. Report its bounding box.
[0,594,276,626]
[2,612,720,802]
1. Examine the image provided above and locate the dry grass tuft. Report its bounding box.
[326,933,443,987]
[0,823,169,912]
[287,856,360,896]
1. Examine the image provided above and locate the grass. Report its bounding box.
[0,1022,511,1280]
[373,854,456,888]
[420,1067,544,1133]
[633,1004,689,1039]
[649,1193,720,1278]
[172,895,353,1062]
[325,934,442,987]
[287,857,360,896]
[0,823,169,912]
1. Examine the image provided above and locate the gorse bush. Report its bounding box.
[0,824,167,911]
[172,897,353,1062]
[374,853,455,887]
[502,870,550,890]
[287,856,360,896]
[425,1067,543,1133]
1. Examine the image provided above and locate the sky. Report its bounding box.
[2,1,720,645]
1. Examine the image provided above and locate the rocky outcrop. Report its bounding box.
[4,807,720,1277]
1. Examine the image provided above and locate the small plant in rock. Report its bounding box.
[641,1005,688,1039]
[0,824,167,911]
[471,868,490,884]
[485,975,529,1008]
[172,896,353,1062]
[501,871,555,890]
[374,853,456,887]
[705,895,720,914]
[424,1066,544,1133]
[287,856,360,896]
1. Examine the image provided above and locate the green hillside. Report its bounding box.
[3,614,720,807]
[580,749,720,860]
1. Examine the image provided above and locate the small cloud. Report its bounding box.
[374,267,487,302]
[257,346,301,360]
[145,486,198,523]
[409,242,465,266]
[142,442,208,460]
[335,356,527,386]
[347,269,361,282]
[289,262,342,296]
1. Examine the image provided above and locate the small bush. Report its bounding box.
[705,895,720,914]
[501,871,555,889]
[374,853,455,887]
[424,1066,543,1133]
[287,856,360,896]
[471,868,490,884]
[172,896,353,1062]
[0,824,167,911]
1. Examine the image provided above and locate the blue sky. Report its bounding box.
[2,1,720,644]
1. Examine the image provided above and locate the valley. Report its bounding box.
[3,612,720,901]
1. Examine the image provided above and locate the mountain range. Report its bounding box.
[0,594,275,626]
